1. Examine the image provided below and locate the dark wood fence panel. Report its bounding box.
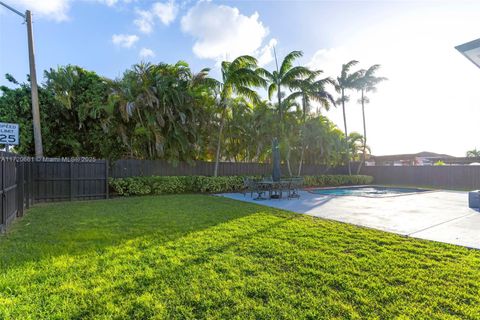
[33,160,109,203]
[111,159,345,178]
[361,166,480,190]
[0,158,108,232]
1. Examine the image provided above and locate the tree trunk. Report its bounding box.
[254,143,262,162]
[341,88,351,175]
[297,96,307,177]
[297,145,305,177]
[277,85,283,138]
[357,89,367,175]
[213,108,226,177]
[286,144,293,177]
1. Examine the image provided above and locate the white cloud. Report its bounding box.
[7,0,135,22]
[139,47,155,58]
[11,0,70,22]
[307,8,480,157]
[181,2,272,63]
[96,0,118,6]
[134,0,178,34]
[134,9,154,33]
[112,34,139,48]
[96,0,135,7]
[256,38,277,67]
[152,1,178,25]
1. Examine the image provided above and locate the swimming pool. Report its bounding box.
[309,186,429,197]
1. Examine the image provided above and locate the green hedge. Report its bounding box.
[303,175,373,187]
[109,175,373,196]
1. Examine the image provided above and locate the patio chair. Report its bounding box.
[242,177,256,198]
[253,181,270,200]
[287,177,303,199]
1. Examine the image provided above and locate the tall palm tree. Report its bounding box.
[259,50,315,175]
[355,64,387,173]
[295,74,335,175]
[259,50,314,136]
[334,60,363,175]
[213,55,266,176]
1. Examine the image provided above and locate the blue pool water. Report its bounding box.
[310,186,428,197]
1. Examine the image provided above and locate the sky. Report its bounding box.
[1,0,480,157]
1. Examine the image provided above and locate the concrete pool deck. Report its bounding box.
[218,190,480,249]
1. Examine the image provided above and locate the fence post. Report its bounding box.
[1,159,5,233]
[30,161,35,205]
[25,162,30,209]
[105,160,109,199]
[16,161,24,217]
[70,161,74,201]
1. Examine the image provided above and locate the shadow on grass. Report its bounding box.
[0,194,274,270]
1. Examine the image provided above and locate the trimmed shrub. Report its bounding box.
[109,175,373,196]
[303,175,373,187]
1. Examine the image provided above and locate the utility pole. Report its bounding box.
[25,10,43,157]
[0,2,43,157]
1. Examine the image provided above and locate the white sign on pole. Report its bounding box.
[0,122,20,145]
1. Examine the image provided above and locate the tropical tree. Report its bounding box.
[44,65,120,157]
[466,148,480,157]
[213,55,266,176]
[355,64,386,173]
[259,50,316,175]
[108,61,215,162]
[347,132,370,162]
[0,74,63,156]
[334,60,363,175]
[299,115,345,168]
[295,73,335,175]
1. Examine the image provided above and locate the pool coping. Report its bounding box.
[304,185,438,198]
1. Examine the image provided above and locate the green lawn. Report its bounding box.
[1,195,480,319]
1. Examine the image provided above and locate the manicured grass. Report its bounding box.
[1,195,480,319]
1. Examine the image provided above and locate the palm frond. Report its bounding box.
[341,60,359,78]
[234,86,261,105]
[230,55,258,70]
[281,66,314,86]
[279,51,303,75]
[267,83,277,101]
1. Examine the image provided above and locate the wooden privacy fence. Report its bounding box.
[34,160,109,202]
[361,166,480,190]
[110,159,347,178]
[0,158,108,232]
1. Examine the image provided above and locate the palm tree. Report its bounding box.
[347,132,370,162]
[295,74,335,175]
[213,55,266,176]
[108,61,214,161]
[259,50,314,135]
[301,116,345,168]
[355,64,387,173]
[259,50,315,175]
[466,148,480,157]
[334,60,363,175]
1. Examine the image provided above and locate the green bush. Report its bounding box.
[303,175,373,187]
[109,175,373,196]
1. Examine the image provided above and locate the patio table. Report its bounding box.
[253,180,290,200]
[252,181,275,200]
